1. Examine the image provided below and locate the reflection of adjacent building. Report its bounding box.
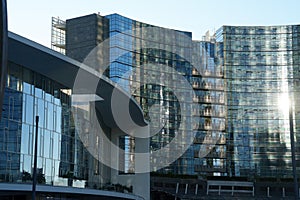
[0,83,22,183]
[216,25,300,178]
[0,32,148,200]
[51,12,300,197]
[192,35,226,177]
[3,58,92,187]
[60,13,194,175]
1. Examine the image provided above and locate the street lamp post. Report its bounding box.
[32,116,39,200]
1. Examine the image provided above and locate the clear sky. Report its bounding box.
[7,0,300,48]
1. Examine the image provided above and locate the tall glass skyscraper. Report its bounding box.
[216,25,300,178]
[65,13,195,175]
[54,13,300,180]
[192,38,226,177]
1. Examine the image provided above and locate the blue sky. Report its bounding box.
[7,0,300,47]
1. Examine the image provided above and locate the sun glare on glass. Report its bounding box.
[278,93,290,112]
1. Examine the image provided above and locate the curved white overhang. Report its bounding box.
[7,31,147,129]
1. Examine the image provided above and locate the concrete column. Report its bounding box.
[175,183,179,200]
[206,183,209,195]
[133,126,150,200]
[175,183,179,194]
[111,126,150,200]
[195,184,198,195]
[185,184,188,194]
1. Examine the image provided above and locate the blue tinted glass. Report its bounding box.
[25,95,34,124]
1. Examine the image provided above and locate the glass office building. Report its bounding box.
[0,32,148,200]
[65,13,195,174]
[192,39,226,177]
[2,61,77,184]
[106,14,194,174]
[55,13,300,180]
[216,25,300,178]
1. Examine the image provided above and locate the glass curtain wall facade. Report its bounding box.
[66,13,195,174]
[105,14,194,174]
[216,25,300,178]
[66,14,109,65]
[62,12,300,180]
[192,40,226,177]
[0,61,92,186]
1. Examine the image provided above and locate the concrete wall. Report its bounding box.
[111,127,150,200]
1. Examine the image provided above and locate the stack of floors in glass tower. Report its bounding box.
[51,13,300,183]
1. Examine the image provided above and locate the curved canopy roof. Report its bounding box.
[7,32,147,130]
